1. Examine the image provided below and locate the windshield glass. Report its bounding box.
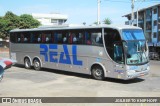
[125,40,149,65]
[122,29,145,40]
[122,29,148,65]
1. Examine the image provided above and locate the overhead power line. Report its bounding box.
[104,0,131,3]
[104,0,160,3]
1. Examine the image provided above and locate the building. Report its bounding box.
[123,3,160,44]
[32,13,68,26]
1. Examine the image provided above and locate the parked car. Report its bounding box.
[149,52,160,60]
[0,58,16,81]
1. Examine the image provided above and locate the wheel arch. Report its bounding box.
[90,62,107,77]
[24,55,32,65]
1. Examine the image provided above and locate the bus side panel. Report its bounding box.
[10,43,126,79]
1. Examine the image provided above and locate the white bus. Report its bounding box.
[10,25,150,80]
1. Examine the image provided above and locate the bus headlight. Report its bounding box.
[147,66,150,70]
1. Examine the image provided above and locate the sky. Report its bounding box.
[0,0,159,25]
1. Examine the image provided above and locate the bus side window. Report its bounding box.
[45,33,52,43]
[33,32,41,43]
[91,30,103,46]
[37,34,41,43]
[30,33,34,43]
[51,32,54,43]
[68,32,73,44]
[41,33,46,43]
[62,31,68,44]
[17,33,21,43]
[10,33,16,43]
[54,32,58,44]
[21,33,24,43]
[63,35,68,44]
[24,32,30,43]
[69,30,84,44]
[72,33,77,44]
[78,33,84,44]
[85,31,91,45]
[63,36,67,43]
[57,33,63,44]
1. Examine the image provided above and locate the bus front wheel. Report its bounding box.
[91,65,104,80]
[33,59,41,71]
[24,58,31,69]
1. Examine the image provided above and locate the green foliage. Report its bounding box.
[103,18,112,25]
[93,21,101,25]
[93,22,98,25]
[0,11,40,39]
[19,14,40,29]
[93,18,112,25]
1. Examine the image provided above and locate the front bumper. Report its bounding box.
[126,68,149,80]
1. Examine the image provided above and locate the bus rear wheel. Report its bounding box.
[24,58,31,69]
[91,65,104,80]
[33,59,41,71]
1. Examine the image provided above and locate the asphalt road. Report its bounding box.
[0,52,160,106]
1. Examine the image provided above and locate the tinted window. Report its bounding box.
[10,33,16,43]
[104,28,121,60]
[69,30,85,44]
[85,28,103,46]
[41,31,52,43]
[23,32,30,43]
[10,28,104,46]
[122,29,145,40]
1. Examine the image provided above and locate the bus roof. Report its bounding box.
[10,24,142,32]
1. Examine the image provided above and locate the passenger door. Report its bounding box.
[113,42,125,79]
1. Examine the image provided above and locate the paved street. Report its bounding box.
[0,52,160,106]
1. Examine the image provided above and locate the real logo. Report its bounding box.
[40,44,83,66]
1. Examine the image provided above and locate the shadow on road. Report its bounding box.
[14,64,145,84]
[104,77,145,84]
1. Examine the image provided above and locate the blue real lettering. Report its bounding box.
[40,44,83,66]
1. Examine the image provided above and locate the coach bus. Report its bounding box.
[9,25,150,80]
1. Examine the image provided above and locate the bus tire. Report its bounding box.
[91,65,104,80]
[33,58,41,71]
[24,57,31,69]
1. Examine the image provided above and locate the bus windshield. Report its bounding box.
[122,29,149,65]
[122,29,145,40]
[125,41,149,65]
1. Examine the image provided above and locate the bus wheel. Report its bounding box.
[24,58,31,69]
[91,65,104,80]
[33,59,41,71]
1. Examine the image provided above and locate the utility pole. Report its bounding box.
[131,0,135,26]
[97,0,101,25]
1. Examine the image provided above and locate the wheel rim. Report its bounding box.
[34,61,39,68]
[95,69,102,77]
[25,60,30,67]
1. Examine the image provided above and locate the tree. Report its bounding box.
[103,18,112,25]
[19,14,40,29]
[0,19,10,39]
[93,21,101,25]
[0,11,40,39]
